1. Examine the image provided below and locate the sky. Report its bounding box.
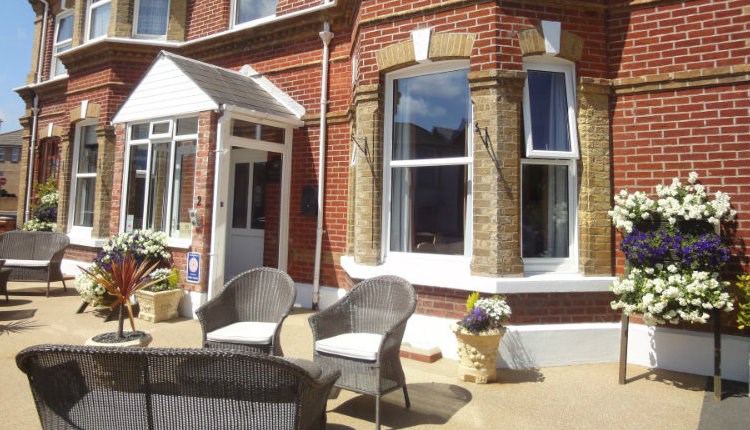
[0,1,35,133]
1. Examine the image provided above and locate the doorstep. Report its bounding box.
[400,342,443,363]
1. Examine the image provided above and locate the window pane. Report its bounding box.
[527,70,571,152]
[231,119,284,143]
[392,69,469,161]
[78,125,98,174]
[57,15,73,42]
[74,177,95,227]
[89,2,110,39]
[390,165,466,255]
[151,121,170,135]
[169,140,196,239]
[125,145,148,230]
[232,163,249,229]
[235,0,277,24]
[131,123,149,140]
[522,164,569,258]
[11,148,19,163]
[176,117,198,135]
[147,142,170,232]
[53,43,71,76]
[136,0,169,36]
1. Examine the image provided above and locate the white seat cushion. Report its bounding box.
[206,322,277,345]
[3,259,49,268]
[314,333,383,361]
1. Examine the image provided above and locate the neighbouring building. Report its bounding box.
[16,0,749,380]
[0,129,23,229]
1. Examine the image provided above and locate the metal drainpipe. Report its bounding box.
[312,22,333,310]
[25,0,50,222]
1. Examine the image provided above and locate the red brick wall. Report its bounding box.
[609,0,750,277]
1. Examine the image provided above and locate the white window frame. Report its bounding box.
[85,0,111,42]
[522,58,579,159]
[133,0,170,39]
[231,0,278,29]
[520,158,578,274]
[382,60,473,265]
[120,116,198,247]
[68,121,98,237]
[52,10,73,77]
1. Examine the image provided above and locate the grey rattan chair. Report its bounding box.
[17,344,340,430]
[0,231,69,297]
[196,267,296,356]
[308,275,416,430]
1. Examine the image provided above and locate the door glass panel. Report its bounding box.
[232,163,250,229]
[251,162,266,229]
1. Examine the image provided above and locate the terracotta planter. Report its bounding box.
[135,289,183,322]
[452,324,506,383]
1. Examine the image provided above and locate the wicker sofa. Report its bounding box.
[17,344,340,430]
[0,231,69,297]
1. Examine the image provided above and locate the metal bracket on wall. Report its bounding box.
[351,134,373,168]
[475,122,498,165]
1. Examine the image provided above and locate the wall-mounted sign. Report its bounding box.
[187,252,200,283]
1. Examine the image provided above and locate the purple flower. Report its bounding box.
[459,307,491,334]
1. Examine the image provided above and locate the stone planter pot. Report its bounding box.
[451,324,506,384]
[135,289,183,322]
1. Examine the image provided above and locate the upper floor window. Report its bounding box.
[233,0,277,27]
[384,62,472,258]
[53,11,73,77]
[0,149,5,162]
[86,0,111,41]
[522,59,579,159]
[122,117,198,241]
[70,124,98,229]
[521,58,579,273]
[10,147,19,163]
[134,0,169,38]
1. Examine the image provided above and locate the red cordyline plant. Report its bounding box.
[79,254,161,339]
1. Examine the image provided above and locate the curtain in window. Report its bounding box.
[522,164,568,258]
[137,0,169,36]
[236,0,277,24]
[89,1,111,39]
[528,70,570,152]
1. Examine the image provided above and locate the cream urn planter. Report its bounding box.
[135,289,183,322]
[452,324,506,384]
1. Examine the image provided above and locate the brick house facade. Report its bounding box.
[16,0,749,378]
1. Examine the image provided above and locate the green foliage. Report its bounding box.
[736,275,750,330]
[35,178,57,199]
[465,291,480,312]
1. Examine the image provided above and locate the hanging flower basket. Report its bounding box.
[608,172,736,326]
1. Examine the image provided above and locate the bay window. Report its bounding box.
[521,58,579,272]
[384,63,472,257]
[52,11,73,77]
[123,117,197,241]
[233,0,277,26]
[134,0,169,38]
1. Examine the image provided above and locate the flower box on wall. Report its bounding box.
[136,289,183,322]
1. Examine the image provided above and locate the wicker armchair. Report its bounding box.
[308,275,416,430]
[197,267,296,356]
[0,231,69,297]
[17,344,340,430]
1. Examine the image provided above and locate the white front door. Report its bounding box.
[225,148,267,279]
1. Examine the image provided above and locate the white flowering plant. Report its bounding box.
[608,172,736,325]
[23,179,58,232]
[458,292,512,334]
[76,230,172,306]
[147,267,180,292]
